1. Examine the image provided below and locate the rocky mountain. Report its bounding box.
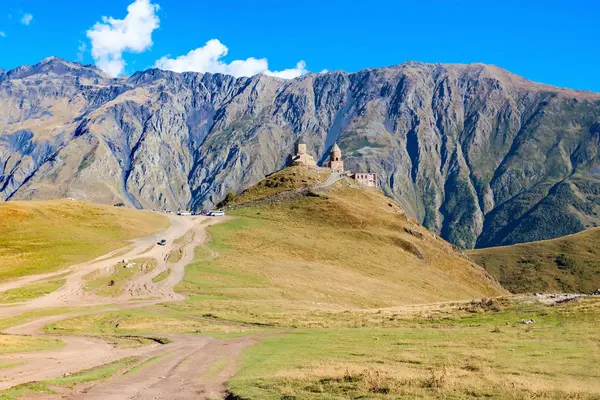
[2,56,600,249]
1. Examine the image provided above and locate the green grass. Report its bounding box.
[166,248,184,264]
[229,297,600,399]
[469,226,600,293]
[194,245,213,260]
[0,304,116,331]
[0,356,139,399]
[202,359,228,380]
[123,354,166,376]
[0,362,23,370]
[44,308,260,337]
[0,279,65,303]
[152,268,171,283]
[0,200,168,280]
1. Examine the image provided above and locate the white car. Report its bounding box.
[208,210,225,216]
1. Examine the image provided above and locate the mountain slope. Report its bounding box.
[468,228,600,293]
[2,57,600,248]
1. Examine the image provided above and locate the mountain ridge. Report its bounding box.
[6,56,600,98]
[2,57,600,249]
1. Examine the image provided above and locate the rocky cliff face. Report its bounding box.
[2,57,600,248]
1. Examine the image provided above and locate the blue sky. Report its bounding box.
[0,0,599,91]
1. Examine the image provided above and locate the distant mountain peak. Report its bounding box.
[40,56,64,63]
[2,56,110,81]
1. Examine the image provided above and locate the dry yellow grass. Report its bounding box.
[175,177,505,324]
[0,200,169,279]
[0,335,64,354]
[468,227,600,293]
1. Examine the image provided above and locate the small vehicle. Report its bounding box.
[157,239,167,246]
[207,210,225,217]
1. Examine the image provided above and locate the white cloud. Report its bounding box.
[154,39,308,79]
[21,13,33,26]
[0,31,5,38]
[87,0,160,77]
[266,61,307,79]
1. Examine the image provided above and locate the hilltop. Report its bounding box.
[2,57,600,249]
[468,227,600,293]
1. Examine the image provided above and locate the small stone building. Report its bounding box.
[351,173,378,187]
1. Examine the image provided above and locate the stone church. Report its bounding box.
[287,142,378,187]
[287,143,317,168]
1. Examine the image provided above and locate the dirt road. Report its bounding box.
[0,215,257,399]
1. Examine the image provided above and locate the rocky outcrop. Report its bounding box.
[2,57,600,249]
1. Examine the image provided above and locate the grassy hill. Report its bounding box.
[0,199,168,280]
[468,228,600,293]
[171,167,505,324]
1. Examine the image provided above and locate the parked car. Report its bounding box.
[207,210,225,216]
[157,239,167,246]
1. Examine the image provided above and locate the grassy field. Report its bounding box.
[194,245,213,260]
[229,297,600,399]
[0,200,168,280]
[0,279,65,303]
[468,227,600,293]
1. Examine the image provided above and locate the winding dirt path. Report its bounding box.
[0,215,258,399]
